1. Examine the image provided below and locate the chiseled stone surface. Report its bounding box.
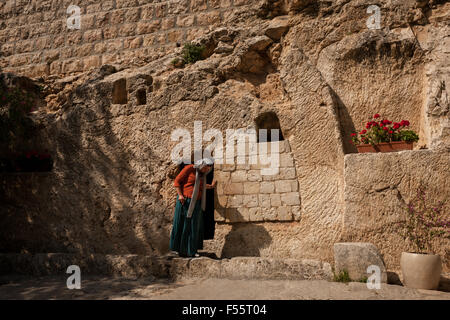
[0,253,332,281]
[334,243,388,283]
[219,257,332,281]
[0,1,448,273]
[343,150,450,273]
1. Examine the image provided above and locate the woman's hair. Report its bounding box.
[194,157,214,169]
[177,151,214,175]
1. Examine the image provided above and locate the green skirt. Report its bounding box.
[169,196,204,257]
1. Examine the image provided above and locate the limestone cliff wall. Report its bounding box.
[0,0,449,272]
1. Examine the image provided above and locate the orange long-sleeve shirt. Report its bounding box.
[173,164,203,200]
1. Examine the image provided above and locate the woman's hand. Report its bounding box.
[206,181,217,189]
[178,194,186,205]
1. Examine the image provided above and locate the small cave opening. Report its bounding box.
[136,88,147,105]
[112,78,128,104]
[255,111,285,143]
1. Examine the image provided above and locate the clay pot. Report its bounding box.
[400,252,442,290]
[376,141,413,152]
[356,144,377,153]
[357,141,414,153]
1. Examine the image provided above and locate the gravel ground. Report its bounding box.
[0,275,449,300]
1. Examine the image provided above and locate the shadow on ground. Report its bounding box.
[0,275,185,300]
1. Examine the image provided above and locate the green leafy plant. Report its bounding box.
[181,42,206,64]
[397,187,450,254]
[333,269,351,283]
[359,276,368,283]
[399,130,419,143]
[351,114,419,146]
[171,43,206,68]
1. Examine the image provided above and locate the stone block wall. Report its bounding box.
[342,150,450,272]
[214,140,302,223]
[0,0,259,78]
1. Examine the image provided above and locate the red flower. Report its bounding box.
[360,130,367,135]
[383,127,388,131]
[393,123,400,130]
[351,133,357,137]
[401,120,410,127]
[389,130,393,134]
[374,114,380,119]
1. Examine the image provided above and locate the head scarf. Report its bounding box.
[193,157,214,170]
[186,157,214,218]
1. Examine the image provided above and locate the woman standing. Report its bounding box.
[170,158,216,257]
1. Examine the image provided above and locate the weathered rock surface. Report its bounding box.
[342,150,450,273]
[0,0,449,274]
[264,16,290,41]
[0,253,333,281]
[334,243,388,283]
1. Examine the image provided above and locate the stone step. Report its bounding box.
[0,253,333,281]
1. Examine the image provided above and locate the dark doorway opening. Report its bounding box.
[112,78,127,104]
[136,88,147,105]
[255,111,285,142]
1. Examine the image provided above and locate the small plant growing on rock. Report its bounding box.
[171,43,206,69]
[351,113,419,146]
[397,187,450,254]
[358,276,368,283]
[182,42,206,64]
[333,269,351,283]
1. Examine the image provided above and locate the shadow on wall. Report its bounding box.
[213,191,273,258]
[221,221,273,258]
[329,86,358,154]
[0,70,171,256]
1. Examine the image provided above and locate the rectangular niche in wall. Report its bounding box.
[136,88,147,105]
[112,78,128,104]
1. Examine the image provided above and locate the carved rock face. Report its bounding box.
[0,0,449,273]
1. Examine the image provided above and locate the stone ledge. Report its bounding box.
[344,149,444,161]
[0,253,332,281]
